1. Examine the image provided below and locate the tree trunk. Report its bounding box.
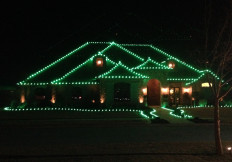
[214,99,223,155]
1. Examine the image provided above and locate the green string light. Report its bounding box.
[88,41,112,44]
[177,105,232,108]
[132,57,171,70]
[16,41,220,88]
[52,82,99,85]
[18,42,89,84]
[3,107,159,120]
[150,109,159,118]
[51,51,117,84]
[140,111,150,119]
[185,73,206,85]
[119,43,150,47]
[161,107,193,119]
[96,61,149,79]
[167,78,197,81]
[112,42,145,61]
[17,82,49,86]
[149,45,202,74]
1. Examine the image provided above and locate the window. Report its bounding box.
[96,58,103,67]
[114,83,130,102]
[34,88,48,107]
[201,82,212,87]
[71,87,82,101]
[34,88,46,100]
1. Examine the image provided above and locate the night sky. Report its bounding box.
[0,1,224,86]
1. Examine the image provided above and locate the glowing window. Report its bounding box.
[170,88,174,95]
[168,62,175,68]
[96,58,103,67]
[201,82,212,87]
[139,96,144,103]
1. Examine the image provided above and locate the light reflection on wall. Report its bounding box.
[100,95,105,103]
[21,94,25,103]
[161,88,169,95]
[51,95,56,103]
[139,95,144,103]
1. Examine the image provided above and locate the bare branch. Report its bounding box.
[207,73,216,95]
[221,77,232,87]
[219,86,232,101]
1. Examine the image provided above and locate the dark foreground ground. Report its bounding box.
[1,118,232,162]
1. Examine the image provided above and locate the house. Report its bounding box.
[17,41,216,108]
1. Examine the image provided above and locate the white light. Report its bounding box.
[97,60,102,65]
[227,147,232,151]
[142,88,147,95]
[183,88,190,93]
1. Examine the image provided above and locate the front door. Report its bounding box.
[169,87,180,106]
[147,79,161,106]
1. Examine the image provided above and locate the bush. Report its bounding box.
[10,100,18,108]
[173,109,182,116]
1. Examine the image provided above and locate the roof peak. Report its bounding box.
[87,41,151,47]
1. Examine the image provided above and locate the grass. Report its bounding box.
[0,110,143,120]
[181,108,232,123]
[150,117,170,124]
[1,142,232,161]
[1,107,232,161]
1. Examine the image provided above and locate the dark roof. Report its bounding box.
[18,41,207,86]
[96,61,149,79]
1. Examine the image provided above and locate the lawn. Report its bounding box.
[1,142,232,161]
[181,108,232,123]
[1,107,232,161]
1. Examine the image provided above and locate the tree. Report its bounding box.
[203,0,232,155]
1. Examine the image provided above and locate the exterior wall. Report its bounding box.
[103,82,114,106]
[0,86,18,108]
[130,81,142,105]
[18,80,196,108]
[192,81,213,106]
[19,85,101,107]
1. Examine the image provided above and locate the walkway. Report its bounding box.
[150,107,194,124]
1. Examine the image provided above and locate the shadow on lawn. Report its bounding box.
[188,117,213,123]
[150,117,169,124]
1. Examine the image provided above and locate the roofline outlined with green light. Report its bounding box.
[96,61,149,79]
[118,43,203,74]
[132,57,171,70]
[51,49,117,84]
[18,42,89,84]
[17,41,221,86]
